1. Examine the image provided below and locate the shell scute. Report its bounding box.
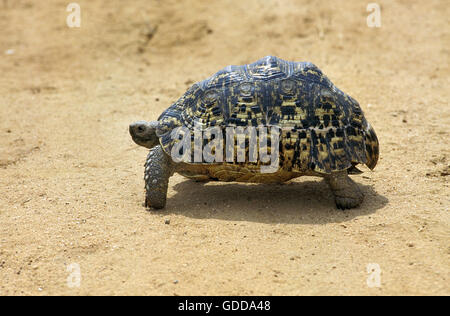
[156,56,379,174]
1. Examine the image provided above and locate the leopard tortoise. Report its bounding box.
[129,56,379,210]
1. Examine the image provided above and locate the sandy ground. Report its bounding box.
[0,0,448,296]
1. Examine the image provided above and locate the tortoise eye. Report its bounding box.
[203,90,218,105]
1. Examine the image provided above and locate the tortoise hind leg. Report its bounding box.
[325,170,364,209]
[144,145,174,209]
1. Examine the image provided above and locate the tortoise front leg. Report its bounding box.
[325,170,364,210]
[144,145,174,209]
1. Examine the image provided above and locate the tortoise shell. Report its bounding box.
[156,56,379,174]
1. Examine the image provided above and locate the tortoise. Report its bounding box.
[129,56,379,210]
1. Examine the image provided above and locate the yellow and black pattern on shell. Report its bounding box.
[156,56,379,174]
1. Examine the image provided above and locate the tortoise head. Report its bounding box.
[129,120,160,149]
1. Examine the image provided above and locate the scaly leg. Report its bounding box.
[144,145,173,209]
[325,170,364,209]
